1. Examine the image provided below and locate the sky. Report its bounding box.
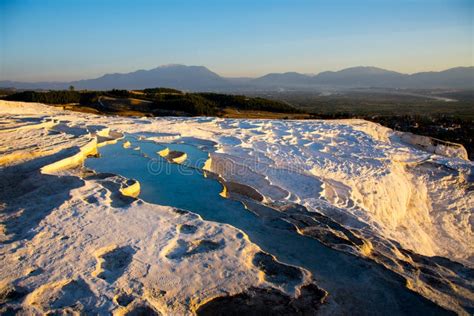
[0,0,472,81]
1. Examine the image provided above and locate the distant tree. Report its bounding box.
[4,90,80,104]
[143,87,182,94]
[107,89,130,98]
[69,85,75,91]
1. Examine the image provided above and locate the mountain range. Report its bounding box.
[1,64,473,91]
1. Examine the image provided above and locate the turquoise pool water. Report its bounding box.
[85,135,449,315]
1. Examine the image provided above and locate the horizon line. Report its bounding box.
[1,64,473,84]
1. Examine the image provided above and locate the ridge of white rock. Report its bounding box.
[211,118,473,264]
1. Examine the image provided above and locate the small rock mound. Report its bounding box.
[252,252,303,287]
[116,299,162,316]
[25,278,95,314]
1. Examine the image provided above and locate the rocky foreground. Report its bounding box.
[0,101,472,315]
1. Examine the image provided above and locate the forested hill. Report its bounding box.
[2,88,300,116]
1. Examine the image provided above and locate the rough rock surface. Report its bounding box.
[0,101,472,314]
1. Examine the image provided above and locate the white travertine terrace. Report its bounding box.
[0,100,472,314]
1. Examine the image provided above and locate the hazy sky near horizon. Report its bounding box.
[0,0,472,81]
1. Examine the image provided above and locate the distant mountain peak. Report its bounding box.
[158,63,186,68]
[0,65,472,90]
[153,64,212,71]
[333,66,402,75]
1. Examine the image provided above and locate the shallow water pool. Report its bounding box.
[85,135,449,315]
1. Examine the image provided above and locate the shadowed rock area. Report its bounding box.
[252,252,303,287]
[196,283,327,316]
[93,245,135,283]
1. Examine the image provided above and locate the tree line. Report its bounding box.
[2,88,300,116]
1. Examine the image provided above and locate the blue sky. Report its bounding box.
[0,0,472,81]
